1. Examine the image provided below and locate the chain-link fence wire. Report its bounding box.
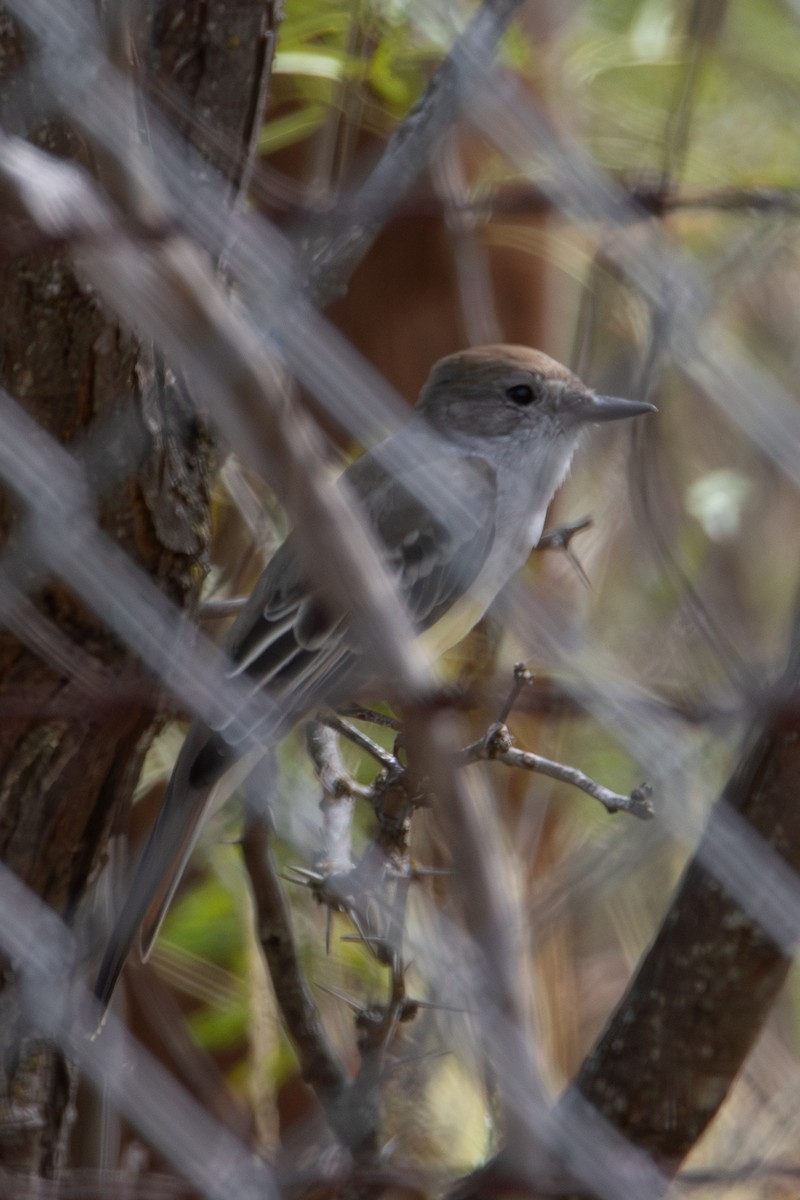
[1,0,800,1195]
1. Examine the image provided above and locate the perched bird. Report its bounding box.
[95,344,654,1007]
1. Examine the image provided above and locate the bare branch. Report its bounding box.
[462,723,655,820]
[306,719,360,873]
[318,712,401,775]
[240,814,370,1154]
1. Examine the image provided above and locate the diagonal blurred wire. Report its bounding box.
[1,0,799,1184]
[0,0,794,964]
[392,752,672,1199]
[0,860,278,1200]
[10,0,800,500]
[0,383,283,741]
[0,0,795,1000]
[297,0,526,307]
[467,73,800,491]
[0,128,440,708]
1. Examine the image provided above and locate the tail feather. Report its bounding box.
[94,722,227,1009]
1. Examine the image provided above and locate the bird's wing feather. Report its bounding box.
[362,452,497,630]
[222,449,497,711]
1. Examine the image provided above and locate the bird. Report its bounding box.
[94,344,655,1008]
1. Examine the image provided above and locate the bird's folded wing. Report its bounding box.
[365,453,497,633]
[219,450,498,720]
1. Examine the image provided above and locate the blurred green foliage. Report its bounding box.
[263,0,800,194]
[261,0,535,154]
[261,1,442,153]
[566,0,800,185]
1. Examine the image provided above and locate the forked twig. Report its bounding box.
[462,723,654,819]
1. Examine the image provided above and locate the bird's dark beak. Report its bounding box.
[583,393,657,423]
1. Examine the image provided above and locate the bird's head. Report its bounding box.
[418,345,654,451]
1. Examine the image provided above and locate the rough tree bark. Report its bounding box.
[0,1,273,1174]
[575,629,800,1170]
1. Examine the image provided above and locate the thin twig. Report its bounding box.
[240,815,377,1153]
[536,515,593,588]
[462,724,654,820]
[320,712,401,774]
[496,662,534,724]
[337,705,402,732]
[347,939,411,1163]
[258,181,800,223]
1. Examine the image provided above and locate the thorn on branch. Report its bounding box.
[536,515,594,588]
[284,864,358,914]
[536,515,593,551]
[410,864,454,879]
[341,931,394,967]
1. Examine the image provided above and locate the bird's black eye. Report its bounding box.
[506,383,536,405]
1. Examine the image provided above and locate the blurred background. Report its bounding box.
[2,0,800,1196]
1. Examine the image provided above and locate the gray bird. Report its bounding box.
[95,344,654,1007]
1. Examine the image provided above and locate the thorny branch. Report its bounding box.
[246,658,654,1160]
[246,709,427,1160]
[240,814,363,1154]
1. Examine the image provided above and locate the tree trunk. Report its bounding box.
[0,0,272,1173]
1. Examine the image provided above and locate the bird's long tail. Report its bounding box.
[94,722,228,1010]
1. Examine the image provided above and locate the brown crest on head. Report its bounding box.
[425,344,585,394]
